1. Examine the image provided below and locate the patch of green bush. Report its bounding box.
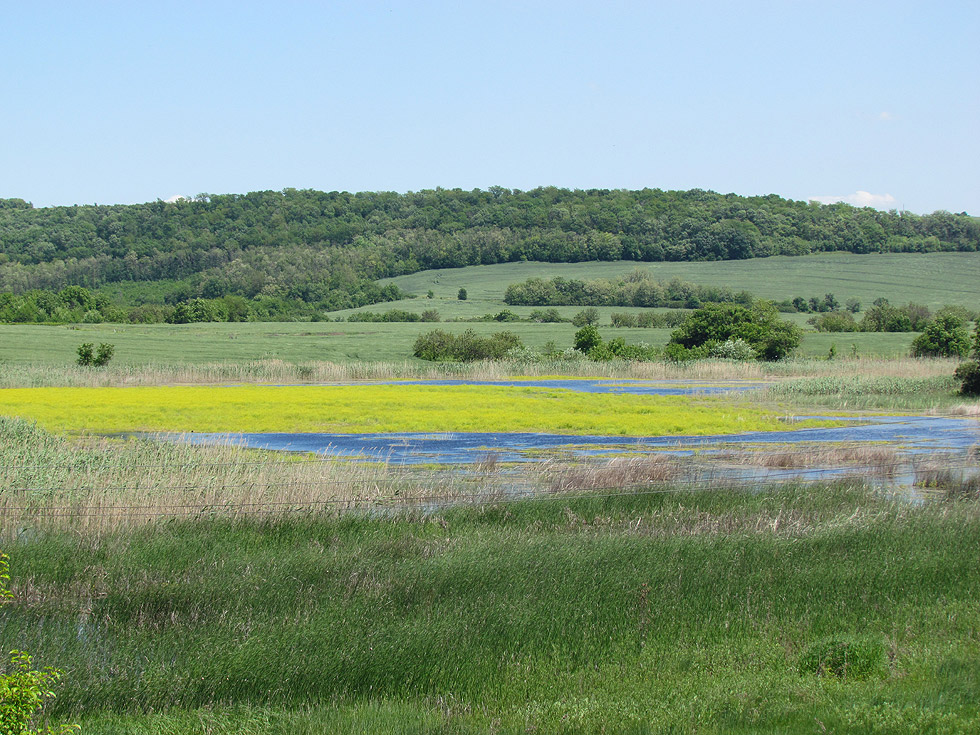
[76,342,114,367]
[667,302,801,361]
[911,313,971,357]
[413,329,522,362]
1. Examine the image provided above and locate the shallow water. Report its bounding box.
[372,377,769,396]
[168,415,979,465]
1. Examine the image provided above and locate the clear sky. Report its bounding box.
[2,1,977,213]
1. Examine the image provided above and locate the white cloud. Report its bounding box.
[808,191,898,210]
[878,111,895,121]
[163,194,186,203]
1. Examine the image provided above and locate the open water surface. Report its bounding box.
[159,379,979,468]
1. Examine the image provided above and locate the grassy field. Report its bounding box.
[379,252,980,311]
[0,319,919,370]
[1,252,977,734]
[3,481,979,734]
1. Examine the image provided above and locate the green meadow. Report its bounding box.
[380,251,980,311]
[0,318,918,369]
[4,483,979,734]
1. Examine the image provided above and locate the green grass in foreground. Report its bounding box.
[0,384,831,435]
[3,483,979,734]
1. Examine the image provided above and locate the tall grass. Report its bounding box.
[2,481,979,733]
[0,355,962,389]
[768,372,972,411]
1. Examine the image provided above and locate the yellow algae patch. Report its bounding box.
[0,385,834,436]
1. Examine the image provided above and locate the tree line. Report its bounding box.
[504,272,754,308]
[0,187,976,310]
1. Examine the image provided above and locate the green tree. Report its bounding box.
[457,288,467,301]
[668,302,801,361]
[75,343,94,366]
[910,313,970,357]
[571,308,600,327]
[573,325,602,353]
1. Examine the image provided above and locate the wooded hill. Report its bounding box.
[1,188,976,311]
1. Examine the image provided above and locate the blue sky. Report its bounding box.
[2,1,977,213]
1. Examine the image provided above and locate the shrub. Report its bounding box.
[573,325,602,353]
[93,343,114,367]
[457,288,467,301]
[412,329,522,362]
[911,313,971,358]
[529,308,565,323]
[571,308,600,327]
[799,635,888,680]
[76,343,94,366]
[954,362,980,395]
[708,338,757,360]
[808,311,859,332]
[668,302,801,361]
[610,312,638,328]
[954,323,980,395]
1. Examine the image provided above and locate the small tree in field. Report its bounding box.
[76,343,114,367]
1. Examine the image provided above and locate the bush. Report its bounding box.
[708,338,757,360]
[573,325,602,353]
[954,361,980,395]
[412,329,522,362]
[799,635,888,680]
[911,313,970,357]
[457,288,467,301]
[668,302,801,361]
[808,311,859,332]
[77,343,114,367]
[954,322,980,395]
[610,312,638,328]
[571,308,600,327]
[529,308,566,323]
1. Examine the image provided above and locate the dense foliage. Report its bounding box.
[1,188,976,311]
[504,272,753,308]
[953,322,980,395]
[0,283,404,324]
[412,329,522,362]
[809,299,936,333]
[572,325,658,361]
[667,302,803,360]
[910,313,971,357]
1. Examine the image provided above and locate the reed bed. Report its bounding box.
[0,355,962,389]
[710,444,899,469]
[0,416,491,537]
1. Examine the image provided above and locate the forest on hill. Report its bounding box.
[0,187,977,315]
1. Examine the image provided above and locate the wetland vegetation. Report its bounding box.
[1,194,978,733]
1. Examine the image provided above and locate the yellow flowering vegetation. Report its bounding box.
[0,384,834,437]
